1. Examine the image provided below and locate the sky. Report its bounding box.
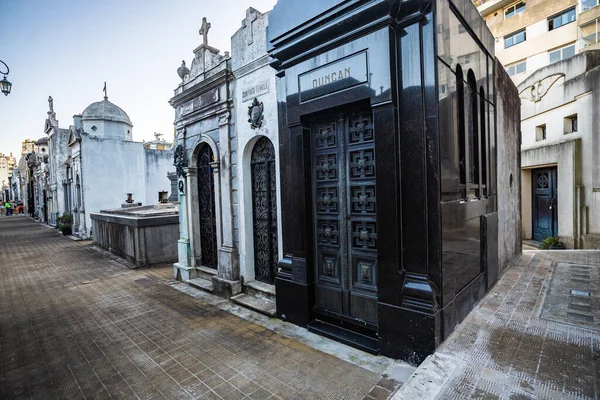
[0,0,278,158]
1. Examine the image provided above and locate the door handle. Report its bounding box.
[549,197,554,210]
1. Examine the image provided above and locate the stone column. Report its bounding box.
[173,167,196,281]
[167,171,178,203]
[213,111,241,298]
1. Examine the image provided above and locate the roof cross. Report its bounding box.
[200,17,211,46]
[243,8,258,45]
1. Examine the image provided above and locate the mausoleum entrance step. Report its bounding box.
[231,293,276,317]
[186,277,214,293]
[244,280,276,302]
[196,266,217,281]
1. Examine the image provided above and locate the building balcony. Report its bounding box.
[579,13,600,49]
[579,2,600,26]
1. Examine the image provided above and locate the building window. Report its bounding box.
[458,52,479,65]
[549,8,576,31]
[564,114,578,134]
[582,0,599,12]
[505,29,526,48]
[549,44,576,63]
[505,1,526,19]
[506,60,527,76]
[536,124,547,141]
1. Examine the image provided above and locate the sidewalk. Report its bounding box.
[0,217,404,399]
[395,250,600,400]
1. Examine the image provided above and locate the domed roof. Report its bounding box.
[82,97,132,126]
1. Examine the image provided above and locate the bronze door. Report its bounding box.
[312,110,378,326]
[197,143,218,269]
[532,167,558,241]
[251,137,279,284]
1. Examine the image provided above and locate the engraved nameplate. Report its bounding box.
[299,51,368,102]
[242,80,269,103]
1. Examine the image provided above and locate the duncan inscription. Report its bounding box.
[299,51,368,102]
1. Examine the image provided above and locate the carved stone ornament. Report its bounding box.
[519,73,564,103]
[248,98,264,130]
[173,144,188,178]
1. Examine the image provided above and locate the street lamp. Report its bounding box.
[0,60,11,96]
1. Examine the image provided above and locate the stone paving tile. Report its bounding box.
[436,250,600,400]
[0,217,390,399]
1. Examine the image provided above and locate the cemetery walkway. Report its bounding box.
[395,250,600,400]
[0,217,395,399]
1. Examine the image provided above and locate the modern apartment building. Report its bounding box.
[478,0,600,85]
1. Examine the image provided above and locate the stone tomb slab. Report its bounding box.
[540,262,600,329]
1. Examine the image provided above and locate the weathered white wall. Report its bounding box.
[231,8,283,283]
[82,120,133,141]
[144,149,174,204]
[81,135,172,238]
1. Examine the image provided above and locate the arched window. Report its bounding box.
[467,69,479,196]
[479,86,487,197]
[456,65,466,191]
[76,175,82,208]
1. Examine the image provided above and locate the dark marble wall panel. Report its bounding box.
[399,23,428,276]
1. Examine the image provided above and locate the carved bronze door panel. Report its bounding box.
[251,137,279,284]
[197,143,218,269]
[312,111,378,326]
[532,167,558,241]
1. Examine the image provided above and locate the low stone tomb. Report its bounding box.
[91,203,179,267]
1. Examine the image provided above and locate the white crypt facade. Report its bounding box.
[170,9,281,303]
[44,93,173,239]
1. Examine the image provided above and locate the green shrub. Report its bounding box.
[57,213,73,234]
[57,213,73,226]
[540,236,566,250]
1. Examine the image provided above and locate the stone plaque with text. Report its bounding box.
[299,51,368,102]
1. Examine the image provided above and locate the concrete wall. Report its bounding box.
[495,58,522,272]
[144,149,174,204]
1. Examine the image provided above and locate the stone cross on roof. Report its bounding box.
[200,17,211,46]
[242,8,258,45]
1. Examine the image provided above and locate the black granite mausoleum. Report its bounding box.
[268,0,506,364]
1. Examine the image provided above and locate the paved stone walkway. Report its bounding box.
[395,250,600,400]
[0,217,394,399]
